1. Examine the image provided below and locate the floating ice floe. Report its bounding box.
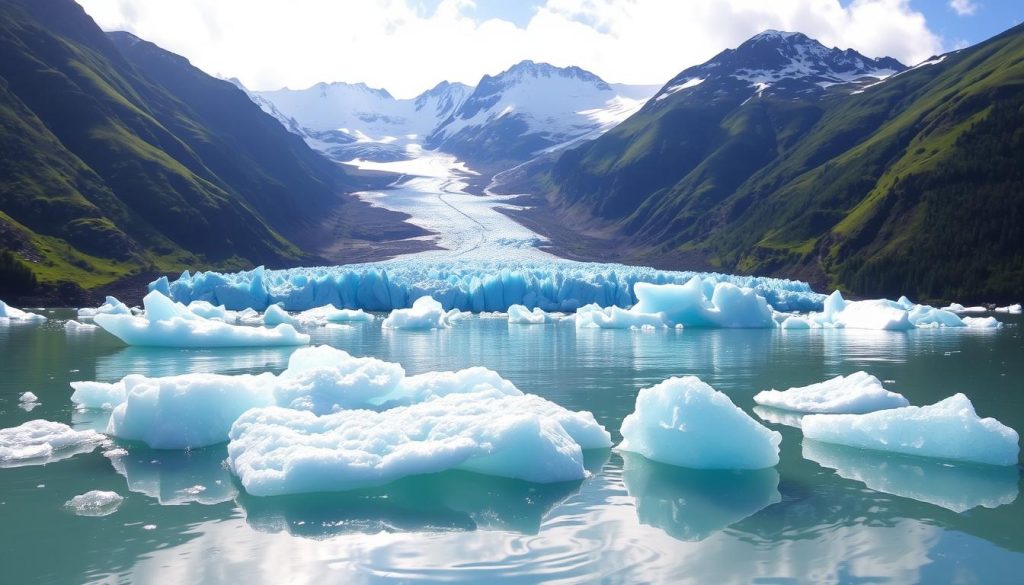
[618,376,781,469]
[151,260,824,313]
[962,316,1002,329]
[575,303,666,329]
[78,296,130,318]
[802,394,1020,466]
[803,441,1018,513]
[93,290,309,347]
[754,372,909,414]
[0,420,105,467]
[0,300,46,323]
[294,305,375,325]
[942,303,987,314]
[64,320,98,332]
[507,304,559,324]
[995,303,1021,314]
[790,291,1002,330]
[262,304,296,327]
[63,491,124,517]
[19,391,39,404]
[227,388,611,496]
[72,345,594,453]
[382,296,456,330]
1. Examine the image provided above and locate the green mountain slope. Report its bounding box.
[549,26,1024,303]
[0,0,390,300]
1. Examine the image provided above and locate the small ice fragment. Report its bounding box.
[64,491,124,517]
[382,296,451,330]
[753,372,909,414]
[19,392,38,404]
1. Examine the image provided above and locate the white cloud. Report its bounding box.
[949,0,978,16]
[76,0,943,98]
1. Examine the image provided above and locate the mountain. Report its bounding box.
[541,27,1024,303]
[249,62,658,170]
[426,61,659,169]
[250,79,473,163]
[0,0,416,301]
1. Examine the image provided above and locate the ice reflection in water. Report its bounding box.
[803,440,1019,513]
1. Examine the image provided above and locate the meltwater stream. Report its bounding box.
[1,312,1022,584]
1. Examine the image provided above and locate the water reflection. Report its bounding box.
[236,470,583,538]
[803,440,1019,513]
[94,346,296,381]
[619,452,781,541]
[753,405,805,428]
[109,445,237,505]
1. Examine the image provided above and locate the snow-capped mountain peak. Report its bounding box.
[653,30,906,102]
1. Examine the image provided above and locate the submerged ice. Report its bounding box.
[619,376,781,469]
[802,394,1020,466]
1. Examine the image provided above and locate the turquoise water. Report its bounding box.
[1,310,1022,584]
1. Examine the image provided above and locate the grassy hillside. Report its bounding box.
[0,0,372,301]
[549,25,1024,303]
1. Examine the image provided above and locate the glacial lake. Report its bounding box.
[1,310,1022,584]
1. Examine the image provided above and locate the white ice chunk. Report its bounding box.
[263,304,296,327]
[78,296,130,318]
[631,278,775,328]
[618,376,781,469]
[780,316,813,329]
[0,420,104,467]
[575,303,665,329]
[70,380,127,410]
[942,303,987,314]
[382,296,451,330]
[805,290,998,330]
[94,291,309,348]
[962,316,1001,329]
[507,304,556,324]
[754,372,909,414]
[64,490,124,516]
[186,301,234,321]
[0,300,46,322]
[995,303,1021,314]
[228,389,611,495]
[802,394,1020,466]
[107,373,277,449]
[295,305,375,326]
[19,391,39,404]
[64,320,98,332]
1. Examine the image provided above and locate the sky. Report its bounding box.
[77,0,1023,98]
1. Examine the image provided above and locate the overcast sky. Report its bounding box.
[77,0,1021,98]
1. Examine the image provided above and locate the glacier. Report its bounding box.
[150,259,824,314]
[802,394,1020,466]
[754,372,910,414]
[618,376,781,469]
[94,290,310,348]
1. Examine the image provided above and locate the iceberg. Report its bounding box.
[94,290,309,348]
[574,303,666,329]
[64,320,98,332]
[19,391,39,404]
[802,394,1020,466]
[618,376,781,469]
[74,345,600,451]
[78,296,130,318]
[803,440,1018,513]
[801,291,1000,330]
[63,491,124,517]
[995,303,1021,314]
[0,300,46,322]
[382,296,454,330]
[962,316,1002,329]
[507,304,558,324]
[621,452,781,541]
[104,373,277,449]
[942,303,987,314]
[262,304,296,327]
[295,305,375,325]
[631,279,775,328]
[227,388,610,496]
[0,420,105,467]
[151,259,824,314]
[754,372,909,414]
